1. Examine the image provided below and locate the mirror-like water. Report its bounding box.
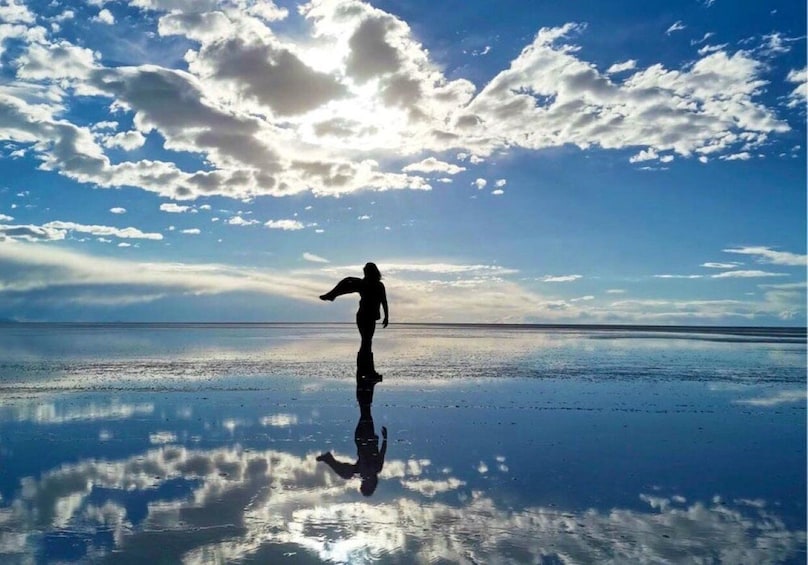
[0,324,805,563]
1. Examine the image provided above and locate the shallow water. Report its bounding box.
[0,324,805,563]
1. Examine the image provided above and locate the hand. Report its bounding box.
[381,426,387,439]
[382,317,389,328]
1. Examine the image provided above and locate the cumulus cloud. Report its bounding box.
[473,178,487,190]
[265,219,303,230]
[160,203,191,213]
[102,130,146,150]
[402,157,465,175]
[109,207,126,214]
[786,67,806,109]
[0,2,794,203]
[92,8,115,25]
[229,215,259,226]
[606,60,637,74]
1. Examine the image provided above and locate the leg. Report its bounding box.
[320,277,361,301]
[357,315,382,382]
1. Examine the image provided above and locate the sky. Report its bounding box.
[0,0,805,324]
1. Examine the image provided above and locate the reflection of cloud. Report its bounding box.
[260,413,298,427]
[0,445,803,564]
[734,389,807,406]
[3,399,154,423]
[149,431,177,444]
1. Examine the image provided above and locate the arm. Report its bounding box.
[381,284,389,328]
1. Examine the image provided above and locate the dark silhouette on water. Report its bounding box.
[320,262,389,382]
[317,379,387,496]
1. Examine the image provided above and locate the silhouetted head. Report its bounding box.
[360,475,379,496]
[363,262,382,281]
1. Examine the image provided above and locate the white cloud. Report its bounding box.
[0,220,162,242]
[723,246,807,266]
[0,7,790,203]
[265,219,303,230]
[473,178,487,190]
[786,67,806,109]
[160,203,191,213]
[303,252,329,263]
[402,157,465,175]
[109,207,126,214]
[259,413,298,427]
[701,262,741,269]
[606,289,625,294]
[102,130,146,150]
[181,228,200,234]
[630,148,659,163]
[357,214,371,220]
[93,8,115,25]
[491,189,504,195]
[666,21,686,35]
[494,179,506,187]
[540,274,582,283]
[606,60,637,74]
[0,214,14,221]
[710,270,788,279]
[229,215,259,226]
[654,274,703,279]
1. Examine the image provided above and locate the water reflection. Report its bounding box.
[317,380,387,497]
[0,441,804,563]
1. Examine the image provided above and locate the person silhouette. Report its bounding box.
[320,262,389,382]
[316,381,388,496]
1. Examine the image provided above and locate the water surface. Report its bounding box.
[0,324,805,563]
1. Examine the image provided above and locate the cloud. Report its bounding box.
[0,443,802,564]
[181,228,200,235]
[541,274,582,282]
[402,157,465,175]
[701,262,741,269]
[92,8,115,25]
[734,389,807,407]
[160,203,192,213]
[723,246,807,266]
[491,189,504,195]
[654,274,704,279]
[710,270,788,279]
[606,60,637,74]
[109,207,126,214]
[473,178,487,190]
[0,214,14,221]
[666,21,686,35]
[1,221,162,242]
[0,5,793,203]
[786,67,806,109]
[102,130,146,150]
[265,219,303,230]
[303,252,329,263]
[228,215,259,226]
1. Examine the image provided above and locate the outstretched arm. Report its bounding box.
[320,277,362,301]
[381,284,389,328]
[379,426,388,467]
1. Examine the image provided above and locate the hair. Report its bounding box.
[363,262,382,281]
[360,476,379,496]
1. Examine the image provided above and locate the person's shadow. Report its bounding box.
[317,380,387,497]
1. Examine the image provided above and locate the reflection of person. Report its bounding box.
[317,398,388,496]
[320,262,389,381]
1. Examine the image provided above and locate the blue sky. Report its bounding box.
[0,0,805,324]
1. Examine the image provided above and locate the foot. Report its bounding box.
[368,372,383,383]
[319,293,334,301]
[316,452,330,462]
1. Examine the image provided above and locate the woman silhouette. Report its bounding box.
[320,262,389,381]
